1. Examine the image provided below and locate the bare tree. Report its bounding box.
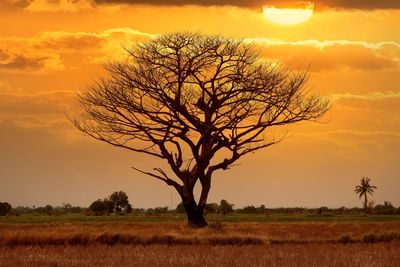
[72,33,329,227]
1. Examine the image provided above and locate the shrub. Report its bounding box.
[0,202,11,216]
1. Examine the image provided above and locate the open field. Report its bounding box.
[1,215,399,266]
[1,243,400,267]
[2,213,400,224]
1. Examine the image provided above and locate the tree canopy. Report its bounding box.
[72,32,329,226]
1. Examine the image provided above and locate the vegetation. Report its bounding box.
[355,177,377,210]
[71,32,329,227]
[1,243,399,267]
[0,202,11,216]
[1,220,400,246]
[1,205,399,266]
[88,191,132,215]
[2,200,400,219]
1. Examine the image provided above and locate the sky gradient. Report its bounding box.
[1,0,399,209]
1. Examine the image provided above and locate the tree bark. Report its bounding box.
[181,194,208,228]
[364,193,368,210]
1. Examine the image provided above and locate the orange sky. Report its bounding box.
[1,0,399,208]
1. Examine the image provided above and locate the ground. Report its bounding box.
[0,214,399,266]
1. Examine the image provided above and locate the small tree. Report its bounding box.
[89,199,108,215]
[219,199,234,215]
[102,198,114,214]
[205,203,219,214]
[109,191,131,214]
[0,202,12,216]
[355,177,377,210]
[72,32,329,227]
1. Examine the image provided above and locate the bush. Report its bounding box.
[89,199,109,216]
[176,202,185,213]
[219,200,233,215]
[0,202,12,216]
[338,235,354,244]
[88,191,133,215]
[205,203,219,214]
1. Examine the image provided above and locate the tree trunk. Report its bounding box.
[364,193,368,210]
[182,196,208,228]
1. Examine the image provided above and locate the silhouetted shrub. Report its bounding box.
[0,202,11,216]
[205,203,219,214]
[338,235,354,244]
[219,199,233,215]
[89,199,109,216]
[176,202,185,213]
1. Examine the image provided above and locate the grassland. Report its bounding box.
[2,213,400,224]
[1,214,399,266]
[1,243,399,267]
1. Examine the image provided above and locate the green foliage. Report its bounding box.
[219,200,234,215]
[109,191,131,214]
[88,191,132,215]
[146,207,169,215]
[89,199,109,216]
[205,203,219,214]
[176,202,185,213]
[373,201,397,215]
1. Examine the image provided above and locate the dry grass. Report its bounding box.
[1,222,399,266]
[1,222,399,246]
[0,243,399,267]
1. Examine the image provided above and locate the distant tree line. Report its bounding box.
[1,202,83,216]
[1,198,400,217]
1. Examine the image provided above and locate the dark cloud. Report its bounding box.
[94,0,400,10]
[0,54,47,71]
[0,47,61,72]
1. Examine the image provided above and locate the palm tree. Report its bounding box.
[355,177,377,210]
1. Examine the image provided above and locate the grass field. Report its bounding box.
[1,243,399,267]
[1,214,399,266]
[2,213,400,224]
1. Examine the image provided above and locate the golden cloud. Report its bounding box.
[0,90,75,115]
[0,47,63,72]
[0,28,154,73]
[330,92,400,113]
[249,38,400,72]
[25,0,94,12]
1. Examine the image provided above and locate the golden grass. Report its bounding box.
[0,243,399,267]
[0,222,399,246]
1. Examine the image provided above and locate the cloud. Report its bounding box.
[1,27,399,74]
[0,0,31,11]
[249,39,400,72]
[0,48,63,72]
[0,90,75,116]
[330,92,400,101]
[93,0,400,10]
[0,90,78,135]
[25,0,94,12]
[3,0,400,12]
[330,92,400,112]
[0,28,154,73]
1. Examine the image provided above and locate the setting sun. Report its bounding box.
[263,2,315,25]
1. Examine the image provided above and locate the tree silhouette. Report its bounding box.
[109,191,131,214]
[72,32,329,227]
[355,177,377,210]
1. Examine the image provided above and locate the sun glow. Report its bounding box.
[263,2,315,25]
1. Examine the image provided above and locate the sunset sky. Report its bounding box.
[1,0,399,209]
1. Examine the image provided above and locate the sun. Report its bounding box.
[263,2,315,25]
